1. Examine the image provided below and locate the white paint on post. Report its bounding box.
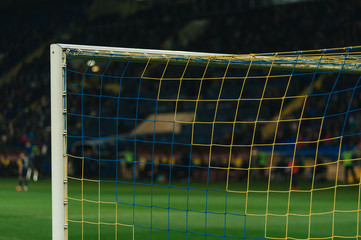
[50,44,66,240]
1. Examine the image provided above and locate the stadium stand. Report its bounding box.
[1,0,361,177]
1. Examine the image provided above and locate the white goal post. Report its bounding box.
[51,44,67,240]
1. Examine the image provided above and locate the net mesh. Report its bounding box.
[62,46,361,239]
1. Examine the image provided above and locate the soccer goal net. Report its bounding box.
[51,44,361,240]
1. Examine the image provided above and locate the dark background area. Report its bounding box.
[1,0,361,177]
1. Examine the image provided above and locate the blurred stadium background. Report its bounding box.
[1,0,361,239]
[1,0,361,179]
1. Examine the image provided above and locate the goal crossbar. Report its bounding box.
[58,43,361,74]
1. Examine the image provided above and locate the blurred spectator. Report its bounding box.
[342,149,357,183]
[252,148,268,180]
[0,153,11,177]
[16,152,29,192]
[274,156,288,182]
[288,158,303,190]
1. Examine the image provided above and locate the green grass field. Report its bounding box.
[0,178,360,239]
[0,178,52,240]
